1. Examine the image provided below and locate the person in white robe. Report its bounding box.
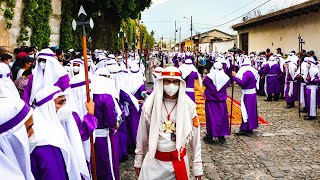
[134,66,203,180]
[0,97,35,180]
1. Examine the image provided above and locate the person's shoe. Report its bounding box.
[264,99,272,102]
[120,155,129,162]
[218,136,226,144]
[204,138,215,144]
[286,103,295,109]
[304,116,317,120]
[300,107,307,113]
[203,136,212,142]
[235,130,249,136]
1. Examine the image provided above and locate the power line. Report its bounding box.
[214,0,259,22]
[205,0,271,30]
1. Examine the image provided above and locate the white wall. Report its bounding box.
[237,11,320,57]
[199,43,210,53]
[212,40,236,53]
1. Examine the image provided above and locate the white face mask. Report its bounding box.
[163,83,179,97]
[9,62,13,68]
[73,66,80,73]
[29,54,34,58]
[28,133,38,153]
[40,61,46,70]
[57,103,72,123]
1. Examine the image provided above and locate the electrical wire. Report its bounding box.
[204,0,271,30]
[214,0,259,22]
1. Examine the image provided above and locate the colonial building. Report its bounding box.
[232,0,320,56]
[177,29,236,53]
[198,29,236,53]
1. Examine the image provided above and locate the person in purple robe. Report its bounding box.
[257,56,267,96]
[103,66,140,162]
[179,59,202,102]
[262,56,281,101]
[232,56,260,136]
[276,54,286,99]
[303,57,319,120]
[32,86,87,180]
[203,62,230,144]
[0,97,35,180]
[70,73,122,180]
[22,48,70,105]
[285,53,299,109]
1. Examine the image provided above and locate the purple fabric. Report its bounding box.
[31,145,68,180]
[0,103,30,134]
[0,73,10,78]
[233,71,258,131]
[258,68,266,95]
[72,112,98,141]
[305,86,318,116]
[70,80,91,89]
[172,58,179,68]
[54,74,70,92]
[39,53,54,57]
[126,84,146,146]
[22,74,70,105]
[285,75,298,103]
[239,94,258,131]
[95,135,117,180]
[92,93,118,179]
[278,71,285,95]
[184,71,199,102]
[203,77,230,101]
[118,120,128,158]
[36,90,62,106]
[93,94,117,129]
[205,101,230,138]
[262,63,281,94]
[112,131,120,180]
[203,77,230,138]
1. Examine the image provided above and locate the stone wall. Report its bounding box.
[0,0,62,50]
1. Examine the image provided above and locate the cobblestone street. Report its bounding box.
[120,85,320,179]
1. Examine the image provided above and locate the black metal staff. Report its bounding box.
[72,6,97,180]
[297,34,305,118]
[228,45,243,133]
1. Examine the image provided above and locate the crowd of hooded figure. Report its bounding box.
[0,45,156,180]
[1,43,316,179]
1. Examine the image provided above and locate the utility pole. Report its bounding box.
[190,16,193,52]
[179,26,181,52]
[174,21,177,44]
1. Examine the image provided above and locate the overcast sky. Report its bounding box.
[141,0,308,41]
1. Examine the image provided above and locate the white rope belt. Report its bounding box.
[95,128,109,137]
[241,88,256,94]
[185,88,194,92]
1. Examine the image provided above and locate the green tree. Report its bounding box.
[73,0,151,49]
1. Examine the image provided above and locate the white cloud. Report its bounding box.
[150,0,169,9]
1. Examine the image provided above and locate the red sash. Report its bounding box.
[155,148,188,180]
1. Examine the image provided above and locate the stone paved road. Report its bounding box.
[120,85,320,179]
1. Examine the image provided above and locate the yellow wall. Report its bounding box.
[237,11,320,56]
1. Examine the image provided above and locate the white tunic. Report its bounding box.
[134,98,203,180]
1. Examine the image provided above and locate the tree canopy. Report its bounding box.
[60,0,153,50]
